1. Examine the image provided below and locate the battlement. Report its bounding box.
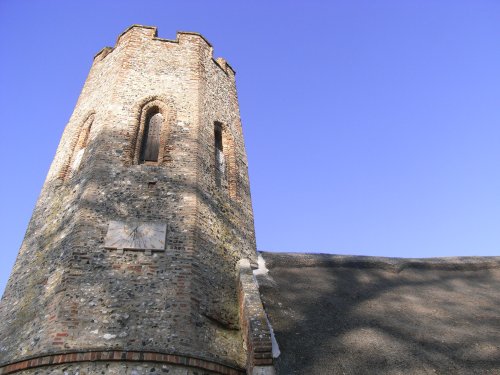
[94,25,235,75]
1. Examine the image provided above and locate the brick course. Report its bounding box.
[0,350,244,374]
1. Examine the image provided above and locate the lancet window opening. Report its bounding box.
[61,114,94,180]
[140,112,163,163]
[132,99,172,166]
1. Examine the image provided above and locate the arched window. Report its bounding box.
[71,120,92,171]
[140,112,163,163]
[131,98,173,166]
[60,114,94,180]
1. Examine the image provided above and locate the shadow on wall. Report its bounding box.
[257,253,500,375]
[0,123,255,369]
[52,152,251,357]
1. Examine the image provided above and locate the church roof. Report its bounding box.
[256,252,500,375]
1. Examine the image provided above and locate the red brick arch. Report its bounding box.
[59,111,95,180]
[0,350,245,375]
[129,96,177,166]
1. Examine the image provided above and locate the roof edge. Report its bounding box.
[259,251,500,272]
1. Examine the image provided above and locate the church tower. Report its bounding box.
[0,26,274,375]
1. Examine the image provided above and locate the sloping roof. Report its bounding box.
[256,252,500,375]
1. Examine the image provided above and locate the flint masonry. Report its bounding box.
[0,25,275,375]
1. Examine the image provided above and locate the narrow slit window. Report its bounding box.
[214,122,225,186]
[140,112,163,163]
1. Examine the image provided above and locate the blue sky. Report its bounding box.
[1,0,500,294]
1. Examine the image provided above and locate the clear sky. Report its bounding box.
[1,0,500,295]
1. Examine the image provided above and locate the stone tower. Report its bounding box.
[0,26,274,375]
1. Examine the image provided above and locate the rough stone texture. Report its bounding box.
[0,25,258,373]
[257,252,500,375]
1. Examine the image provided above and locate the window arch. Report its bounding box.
[60,113,94,180]
[131,97,173,166]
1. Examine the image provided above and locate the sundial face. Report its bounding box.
[104,221,166,250]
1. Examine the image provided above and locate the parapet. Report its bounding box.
[93,24,236,75]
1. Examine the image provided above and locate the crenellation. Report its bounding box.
[116,24,158,45]
[93,46,113,62]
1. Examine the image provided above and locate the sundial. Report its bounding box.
[104,221,167,251]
